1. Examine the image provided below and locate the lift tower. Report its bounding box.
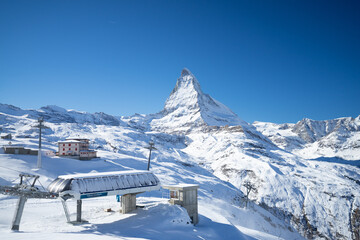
[33,117,50,169]
[145,141,157,171]
[0,174,58,230]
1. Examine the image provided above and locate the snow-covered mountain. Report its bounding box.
[254,116,360,160]
[0,104,123,126]
[149,68,248,133]
[1,69,359,240]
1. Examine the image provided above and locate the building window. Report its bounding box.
[75,148,77,151]
[62,153,65,155]
[63,148,65,151]
[63,144,65,146]
[170,190,179,199]
[69,148,71,150]
[69,144,71,146]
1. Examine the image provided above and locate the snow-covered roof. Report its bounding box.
[66,137,89,140]
[162,184,199,190]
[58,140,81,143]
[66,138,90,142]
[3,145,24,149]
[47,170,161,199]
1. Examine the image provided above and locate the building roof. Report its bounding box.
[58,140,82,143]
[0,133,11,136]
[66,138,90,141]
[57,170,148,179]
[162,184,199,190]
[47,170,161,199]
[3,145,24,149]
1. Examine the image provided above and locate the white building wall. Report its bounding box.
[58,142,80,156]
[58,139,96,159]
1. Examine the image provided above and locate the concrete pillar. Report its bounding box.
[11,196,27,231]
[76,200,82,222]
[183,189,199,225]
[121,194,137,214]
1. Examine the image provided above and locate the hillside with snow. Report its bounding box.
[0,69,359,239]
[0,116,301,240]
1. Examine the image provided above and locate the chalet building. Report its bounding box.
[3,144,38,155]
[58,138,97,160]
[1,133,12,139]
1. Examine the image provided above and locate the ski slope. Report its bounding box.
[0,140,302,240]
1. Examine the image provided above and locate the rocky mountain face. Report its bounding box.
[1,69,360,239]
[254,116,360,160]
[292,117,360,143]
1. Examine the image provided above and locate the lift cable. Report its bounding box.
[37,179,47,192]
[0,166,48,192]
[0,165,23,174]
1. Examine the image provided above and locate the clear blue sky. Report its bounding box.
[0,0,359,123]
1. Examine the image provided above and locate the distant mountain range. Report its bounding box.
[254,116,360,161]
[1,69,359,239]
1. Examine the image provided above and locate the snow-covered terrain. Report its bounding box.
[0,124,301,240]
[254,117,360,161]
[0,68,359,239]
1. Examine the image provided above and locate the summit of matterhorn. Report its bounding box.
[150,68,247,133]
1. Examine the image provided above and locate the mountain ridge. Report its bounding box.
[254,115,360,160]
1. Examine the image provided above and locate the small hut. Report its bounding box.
[162,184,199,225]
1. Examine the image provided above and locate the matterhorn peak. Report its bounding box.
[150,69,247,132]
[170,68,202,96]
[181,68,192,77]
[165,68,204,113]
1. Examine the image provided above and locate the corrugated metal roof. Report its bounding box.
[47,170,160,199]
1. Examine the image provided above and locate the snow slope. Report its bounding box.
[0,131,301,240]
[0,68,359,239]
